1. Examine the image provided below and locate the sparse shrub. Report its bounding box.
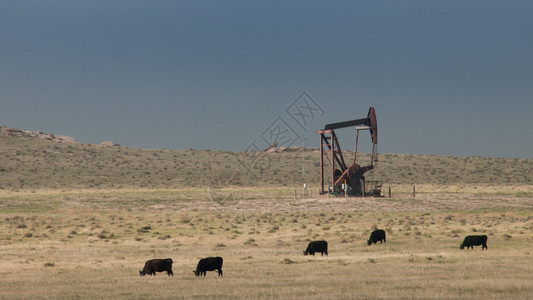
[268,225,279,233]
[244,238,257,246]
[137,226,151,234]
[281,258,296,264]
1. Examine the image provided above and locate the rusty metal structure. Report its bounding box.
[317,107,378,196]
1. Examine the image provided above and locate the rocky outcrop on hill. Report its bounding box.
[263,144,319,153]
[100,141,120,146]
[263,143,278,153]
[1,126,77,144]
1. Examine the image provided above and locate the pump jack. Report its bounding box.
[317,107,378,196]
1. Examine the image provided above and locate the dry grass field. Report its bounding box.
[1,187,532,299]
[1,131,533,299]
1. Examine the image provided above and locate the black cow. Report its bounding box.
[194,257,223,277]
[460,235,488,250]
[139,258,173,276]
[303,240,328,256]
[367,229,386,246]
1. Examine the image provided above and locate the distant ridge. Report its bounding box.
[0,125,531,191]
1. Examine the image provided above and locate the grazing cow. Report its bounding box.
[460,235,488,250]
[303,240,328,256]
[193,257,223,277]
[367,229,386,246]
[139,258,173,276]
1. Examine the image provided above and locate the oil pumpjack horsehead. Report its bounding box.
[317,107,378,196]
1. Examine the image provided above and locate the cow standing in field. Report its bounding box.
[139,258,173,276]
[367,229,386,246]
[194,257,223,277]
[303,240,328,256]
[460,235,488,250]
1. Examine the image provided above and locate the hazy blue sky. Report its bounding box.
[1,1,532,158]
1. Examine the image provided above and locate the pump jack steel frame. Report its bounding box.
[317,107,378,196]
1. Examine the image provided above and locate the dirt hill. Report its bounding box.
[0,126,531,191]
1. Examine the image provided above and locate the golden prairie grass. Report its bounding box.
[389,183,533,195]
[1,187,532,299]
